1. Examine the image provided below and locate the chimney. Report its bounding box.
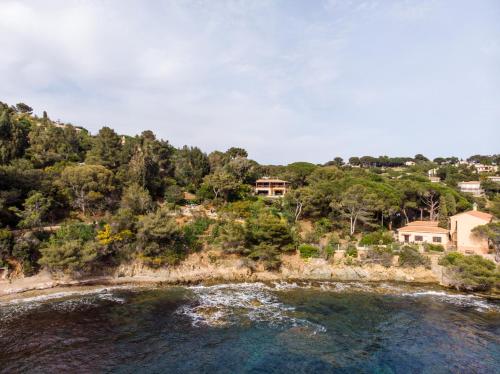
[473,202,478,211]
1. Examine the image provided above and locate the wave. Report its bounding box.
[401,290,499,312]
[177,282,326,333]
[0,286,132,322]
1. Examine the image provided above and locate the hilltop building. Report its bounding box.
[473,164,498,173]
[255,178,289,198]
[427,168,440,183]
[457,181,483,197]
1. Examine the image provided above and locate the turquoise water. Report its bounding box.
[0,282,499,373]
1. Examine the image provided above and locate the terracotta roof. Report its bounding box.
[453,210,493,221]
[398,225,449,234]
[407,220,438,227]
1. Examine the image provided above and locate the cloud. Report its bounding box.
[0,0,499,164]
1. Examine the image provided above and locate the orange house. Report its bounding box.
[450,210,493,255]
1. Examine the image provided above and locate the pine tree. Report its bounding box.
[438,195,448,228]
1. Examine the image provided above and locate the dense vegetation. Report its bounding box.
[0,101,498,287]
[439,252,499,291]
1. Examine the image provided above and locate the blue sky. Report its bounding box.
[0,0,499,164]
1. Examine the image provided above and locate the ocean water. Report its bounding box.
[0,282,498,373]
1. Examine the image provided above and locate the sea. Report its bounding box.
[0,281,499,373]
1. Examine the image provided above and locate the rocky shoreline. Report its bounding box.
[0,252,446,298]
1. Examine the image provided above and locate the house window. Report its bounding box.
[433,237,442,243]
[415,235,423,242]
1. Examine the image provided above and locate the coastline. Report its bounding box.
[0,252,446,299]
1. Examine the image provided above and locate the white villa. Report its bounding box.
[397,221,449,246]
[457,181,483,197]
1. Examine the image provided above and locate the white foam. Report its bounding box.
[0,286,131,322]
[177,282,326,333]
[402,290,499,312]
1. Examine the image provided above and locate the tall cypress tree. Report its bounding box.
[438,195,449,228]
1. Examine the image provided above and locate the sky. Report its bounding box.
[0,0,499,164]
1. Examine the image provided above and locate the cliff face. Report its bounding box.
[0,252,442,297]
[114,252,440,284]
[280,255,439,283]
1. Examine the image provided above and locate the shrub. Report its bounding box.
[398,246,430,268]
[222,200,265,219]
[183,217,213,251]
[324,244,335,259]
[314,218,333,236]
[164,185,184,205]
[12,232,41,275]
[328,233,340,246]
[390,242,402,252]
[39,223,97,274]
[211,220,248,255]
[303,230,321,244]
[359,231,394,246]
[298,244,320,258]
[424,243,445,252]
[346,245,358,258]
[53,222,95,242]
[246,212,296,253]
[0,229,13,263]
[39,240,98,273]
[248,243,282,270]
[365,246,394,267]
[439,252,499,291]
[120,183,153,214]
[136,207,186,265]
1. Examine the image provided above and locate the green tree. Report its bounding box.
[136,207,185,265]
[481,179,500,199]
[125,131,174,196]
[12,232,41,275]
[439,252,499,291]
[414,154,429,162]
[86,126,122,169]
[164,185,184,204]
[348,156,360,166]
[39,223,97,273]
[39,239,98,273]
[15,103,33,113]
[120,183,153,215]
[445,193,457,215]
[246,212,296,252]
[28,123,83,166]
[212,221,248,255]
[0,109,29,164]
[283,162,317,187]
[438,195,448,228]
[203,169,240,201]
[472,222,500,262]
[174,146,210,189]
[282,187,313,222]
[226,147,248,159]
[58,164,114,215]
[225,157,258,184]
[333,184,377,235]
[14,192,53,229]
